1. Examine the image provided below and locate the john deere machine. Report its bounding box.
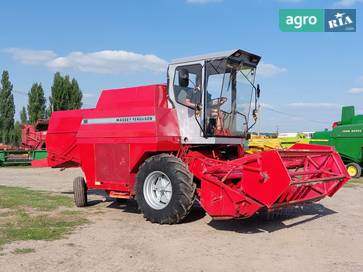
[311,106,363,178]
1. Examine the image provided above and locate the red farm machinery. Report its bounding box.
[21,119,48,150]
[0,119,48,167]
[46,49,350,224]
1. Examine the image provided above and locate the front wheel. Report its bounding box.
[346,162,362,179]
[135,154,195,224]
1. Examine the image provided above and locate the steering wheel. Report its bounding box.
[210,97,227,107]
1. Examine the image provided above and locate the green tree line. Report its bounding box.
[0,70,83,146]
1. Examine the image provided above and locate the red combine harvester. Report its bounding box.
[47,49,349,224]
[0,120,48,167]
[21,119,48,150]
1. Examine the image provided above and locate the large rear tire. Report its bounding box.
[73,176,87,207]
[346,162,361,179]
[135,154,195,224]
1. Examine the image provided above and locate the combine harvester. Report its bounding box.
[23,119,49,167]
[278,132,311,148]
[246,135,282,154]
[0,119,48,167]
[246,133,311,154]
[47,49,349,224]
[311,106,363,178]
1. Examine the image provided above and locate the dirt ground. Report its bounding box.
[0,167,362,272]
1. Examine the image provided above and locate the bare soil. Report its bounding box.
[0,167,362,272]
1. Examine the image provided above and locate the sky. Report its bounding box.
[0,0,362,133]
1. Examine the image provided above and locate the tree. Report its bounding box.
[27,83,46,124]
[49,72,82,112]
[20,106,28,124]
[49,72,65,112]
[0,70,15,144]
[70,78,83,109]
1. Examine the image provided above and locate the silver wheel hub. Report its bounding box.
[143,171,173,210]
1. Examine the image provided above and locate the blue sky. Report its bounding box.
[0,0,362,133]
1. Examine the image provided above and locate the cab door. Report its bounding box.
[168,62,205,144]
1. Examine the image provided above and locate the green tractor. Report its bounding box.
[311,106,363,178]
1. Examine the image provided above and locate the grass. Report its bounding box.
[0,186,88,249]
[12,248,35,254]
[0,186,73,211]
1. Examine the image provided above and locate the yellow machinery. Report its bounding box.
[246,135,282,154]
[279,133,310,148]
[247,133,310,154]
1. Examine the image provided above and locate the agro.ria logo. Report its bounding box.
[325,9,356,32]
[280,9,356,32]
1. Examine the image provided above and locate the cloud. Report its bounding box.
[5,47,288,79]
[186,0,222,4]
[348,87,363,94]
[48,50,167,74]
[4,48,168,74]
[287,102,340,109]
[334,0,363,6]
[83,92,96,98]
[258,62,287,77]
[4,48,57,64]
[259,103,275,109]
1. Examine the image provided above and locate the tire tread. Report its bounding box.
[135,154,195,224]
[73,176,87,207]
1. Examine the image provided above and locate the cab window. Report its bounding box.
[173,64,202,106]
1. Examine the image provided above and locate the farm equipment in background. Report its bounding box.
[246,135,282,154]
[0,119,48,167]
[311,106,363,178]
[246,133,311,154]
[278,132,311,148]
[46,49,349,224]
[21,119,48,150]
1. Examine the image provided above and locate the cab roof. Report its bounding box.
[170,49,261,67]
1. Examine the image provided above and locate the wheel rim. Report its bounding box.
[347,165,358,177]
[143,171,173,210]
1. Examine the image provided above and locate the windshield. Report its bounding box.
[205,59,256,137]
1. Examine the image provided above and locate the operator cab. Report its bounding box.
[168,49,261,145]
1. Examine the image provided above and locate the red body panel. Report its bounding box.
[31,157,49,167]
[47,84,180,195]
[46,84,350,219]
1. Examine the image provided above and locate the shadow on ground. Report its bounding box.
[208,203,336,233]
[62,189,207,223]
[62,190,335,229]
[106,199,207,223]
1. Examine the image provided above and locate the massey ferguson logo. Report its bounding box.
[326,10,356,32]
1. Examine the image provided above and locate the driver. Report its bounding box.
[177,69,202,113]
[208,96,226,133]
[177,68,226,134]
